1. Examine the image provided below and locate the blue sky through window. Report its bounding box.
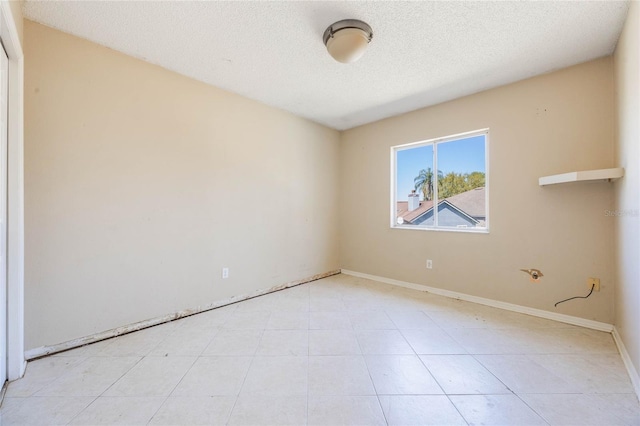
[396,135,485,201]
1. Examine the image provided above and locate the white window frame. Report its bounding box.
[390,128,489,233]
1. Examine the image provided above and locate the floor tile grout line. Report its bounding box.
[355,325,390,425]
[148,315,225,358]
[62,355,145,425]
[470,352,584,395]
[227,323,269,421]
[144,325,180,358]
[512,392,553,426]
[92,355,146,397]
[443,393,471,426]
[466,352,518,396]
[145,395,171,425]
[35,354,143,399]
[6,355,88,399]
[29,356,94,398]
[145,355,200,425]
[415,354,449,397]
[63,395,101,426]
[307,286,310,425]
[438,325,471,355]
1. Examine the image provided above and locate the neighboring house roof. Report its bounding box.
[397,199,434,223]
[444,187,486,218]
[397,187,486,224]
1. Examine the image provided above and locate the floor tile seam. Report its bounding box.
[194,327,220,358]
[145,329,181,359]
[530,350,620,355]
[5,357,89,398]
[373,392,390,425]
[414,352,449,397]
[371,390,448,396]
[62,394,101,425]
[513,392,561,426]
[465,353,520,395]
[395,328,444,356]
[302,285,313,335]
[350,336,382,409]
[403,310,445,331]
[309,351,387,358]
[306,325,310,426]
[224,392,240,425]
[33,355,144,398]
[470,352,585,387]
[579,391,639,395]
[529,393,640,424]
[303,283,311,424]
[376,391,510,396]
[357,332,408,426]
[224,376,251,424]
[231,327,268,408]
[54,354,149,358]
[143,394,172,426]
[156,355,200,401]
[437,325,476,355]
[38,355,95,395]
[463,350,620,356]
[308,391,381,397]
[516,391,605,395]
[253,352,310,357]
[393,327,420,358]
[197,354,268,358]
[156,325,221,358]
[352,326,373,358]
[442,393,472,426]
[93,355,149,400]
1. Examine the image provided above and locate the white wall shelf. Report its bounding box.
[539,168,624,186]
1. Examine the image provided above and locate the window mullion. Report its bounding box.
[433,142,438,228]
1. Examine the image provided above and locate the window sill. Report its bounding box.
[391,225,490,234]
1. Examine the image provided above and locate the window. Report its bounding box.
[391,129,488,232]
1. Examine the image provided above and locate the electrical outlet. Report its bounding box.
[426,259,433,269]
[588,277,600,291]
[222,267,229,279]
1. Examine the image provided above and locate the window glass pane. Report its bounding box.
[396,145,434,226]
[435,135,486,228]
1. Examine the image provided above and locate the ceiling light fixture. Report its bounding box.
[323,19,373,64]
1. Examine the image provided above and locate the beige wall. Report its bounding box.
[614,1,640,381]
[24,21,340,350]
[340,58,616,323]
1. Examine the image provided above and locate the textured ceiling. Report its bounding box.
[23,1,630,130]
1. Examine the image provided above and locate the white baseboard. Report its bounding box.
[25,269,341,360]
[341,269,614,332]
[612,327,640,401]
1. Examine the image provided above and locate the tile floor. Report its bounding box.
[1,274,639,425]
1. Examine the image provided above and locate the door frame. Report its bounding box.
[0,2,25,381]
[0,34,8,390]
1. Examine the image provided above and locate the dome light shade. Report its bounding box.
[323,19,373,64]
